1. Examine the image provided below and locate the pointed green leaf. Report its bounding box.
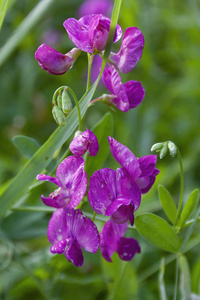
[12,135,40,159]
[179,189,199,228]
[0,0,11,30]
[85,112,113,179]
[135,213,180,252]
[158,185,177,224]
[179,255,191,300]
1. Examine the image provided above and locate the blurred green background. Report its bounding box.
[0,0,200,299]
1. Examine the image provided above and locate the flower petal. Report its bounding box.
[138,155,157,177]
[124,80,145,109]
[65,239,84,267]
[110,27,144,73]
[105,197,131,217]
[78,0,113,17]
[108,137,141,180]
[36,174,59,186]
[111,204,135,226]
[100,220,127,262]
[69,129,99,156]
[136,168,160,194]
[47,208,68,244]
[117,237,141,261]
[68,165,87,208]
[41,189,70,208]
[88,168,116,214]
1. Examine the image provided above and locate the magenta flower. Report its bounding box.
[48,208,100,267]
[36,156,87,208]
[100,220,141,262]
[35,44,81,75]
[108,137,160,194]
[88,167,141,226]
[69,129,99,156]
[78,0,113,17]
[109,27,144,74]
[101,66,145,112]
[63,14,122,53]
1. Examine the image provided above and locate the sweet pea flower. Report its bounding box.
[100,220,141,262]
[69,129,99,156]
[36,156,87,208]
[88,167,141,226]
[78,0,113,17]
[101,66,145,112]
[48,208,100,267]
[63,14,122,53]
[35,44,81,75]
[108,137,160,194]
[109,27,144,74]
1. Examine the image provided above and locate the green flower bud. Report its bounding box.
[62,89,72,114]
[57,94,63,109]
[159,143,168,159]
[168,141,177,157]
[151,142,163,152]
[52,105,66,126]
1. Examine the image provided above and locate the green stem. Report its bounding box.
[86,53,93,92]
[173,256,179,300]
[174,148,184,228]
[92,211,96,222]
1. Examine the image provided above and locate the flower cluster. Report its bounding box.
[35,13,145,112]
[37,131,159,266]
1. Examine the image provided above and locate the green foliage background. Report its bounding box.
[0,0,200,299]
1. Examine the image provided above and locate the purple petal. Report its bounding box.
[88,168,116,214]
[69,129,99,156]
[47,208,68,244]
[41,189,70,208]
[35,44,74,75]
[124,80,145,109]
[78,0,113,18]
[105,197,131,217]
[136,168,160,194]
[65,239,84,267]
[50,239,67,254]
[100,220,127,262]
[63,16,93,53]
[88,15,110,51]
[90,54,103,83]
[108,137,141,180]
[138,155,157,177]
[110,27,144,73]
[36,174,59,186]
[68,165,87,208]
[102,66,115,94]
[111,204,135,226]
[56,156,85,189]
[117,237,141,261]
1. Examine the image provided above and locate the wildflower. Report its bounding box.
[36,156,87,208]
[101,66,145,112]
[48,208,100,267]
[63,14,122,53]
[35,44,81,75]
[69,129,99,156]
[108,137,160,193]
[109,27,144,73]
[78,0,113,17]
[100,220,141,262]
[88,167,141,225]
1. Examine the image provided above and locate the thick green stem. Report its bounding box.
[174,148,184,228]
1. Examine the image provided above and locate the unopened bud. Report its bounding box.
[151,143,163,152]
[52,105,66,126]
[62,89,72,114]
[57,94,62,109]
[159,143,168,159]
[168,141,177,157]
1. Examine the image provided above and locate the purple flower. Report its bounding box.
[35,44,81,75]
[88,167,141,225]
[48,208,100,267]
[108,137,160,194]
[63,14,122,53]
[78,0,113,17]
[101,66,145,112]
[100,220,141,262]
[69,129,99,156]
[109,27,144,73]
[36,156,87,208]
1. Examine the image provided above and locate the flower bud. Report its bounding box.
[52,105,66,126]
[62,89,72,114]
[57,94,63,109]
[168,141,177,157]
[159,143,168,159]
[151,143,163,152]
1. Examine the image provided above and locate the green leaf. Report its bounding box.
[179,189,199,228]
[85,112,113,179]
[12,135,40,159]
[159,258,167,300]
[0,0,11,30]
[158,185,177,224]
[135,213,180,252]
[101,253,138,300]
[179,255,191,300]
[191,256,200,295]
